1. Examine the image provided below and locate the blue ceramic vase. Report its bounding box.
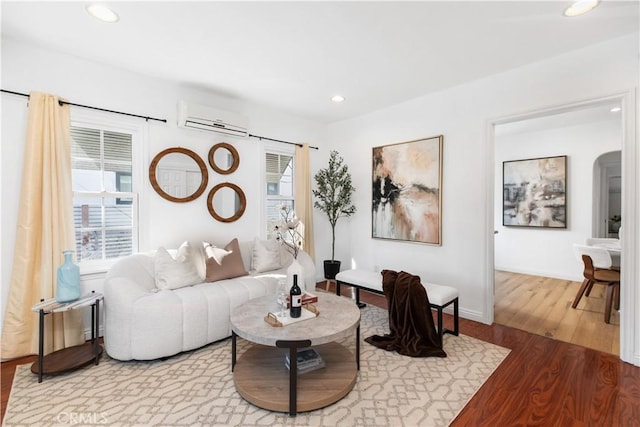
[55,250,81,302]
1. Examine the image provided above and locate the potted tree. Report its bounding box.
[313,150,356,279]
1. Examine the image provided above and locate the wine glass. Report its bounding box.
[277,278,288,318]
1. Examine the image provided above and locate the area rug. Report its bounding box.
[4,305,509,427]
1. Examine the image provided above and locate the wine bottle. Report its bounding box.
[290,274,302,318]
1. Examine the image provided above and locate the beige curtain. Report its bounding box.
[1,92,84,359]
[295,143,315,260]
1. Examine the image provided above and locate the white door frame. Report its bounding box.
[484,90,639,365]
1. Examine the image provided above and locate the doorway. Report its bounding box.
[492,100,623,354]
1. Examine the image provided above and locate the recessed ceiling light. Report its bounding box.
[331,95,345,103]
[86,4,119,23]
[610,107,622,113]
[563,0,599,17]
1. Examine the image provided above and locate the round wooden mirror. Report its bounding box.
[208,142,240,175]
[207,182,246,222]
[149,147,208,203]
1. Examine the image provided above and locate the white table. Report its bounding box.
[592,241,622,255]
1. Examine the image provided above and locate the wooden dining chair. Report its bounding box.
[572,244,620,323]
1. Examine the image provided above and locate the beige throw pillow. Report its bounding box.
[252,238,282,273]
[205,238,248,282]
[154,244,202,290]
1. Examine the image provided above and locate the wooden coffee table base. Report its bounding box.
[233,342,357,414]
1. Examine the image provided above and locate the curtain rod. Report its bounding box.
[3,90,318,146]
[1,89,167,123]
[248,133,318,150]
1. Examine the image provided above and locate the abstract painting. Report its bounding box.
[372,136,443,245]
[503,155,567,228]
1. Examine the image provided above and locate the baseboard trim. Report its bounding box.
[459,308,486,325]
[494,265,581,282]
[84,326,104,342]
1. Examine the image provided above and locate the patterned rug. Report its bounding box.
[4,305,509,427]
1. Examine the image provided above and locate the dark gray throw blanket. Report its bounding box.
[365,270,447,358]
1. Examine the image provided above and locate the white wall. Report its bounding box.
[494,119,621,281]
[0,38,328,337]
[325,34,639,326]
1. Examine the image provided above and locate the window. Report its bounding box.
[115,172,132,205]
[265,151,294,239]
[71,125,138,268]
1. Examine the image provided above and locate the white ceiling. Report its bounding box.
[2,1,638,123]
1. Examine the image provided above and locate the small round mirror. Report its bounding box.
[208,143,240,175]
[149,147,208,203]
[207,182,246,222]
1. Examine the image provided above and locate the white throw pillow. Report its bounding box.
[176,241,197,263]
[154,246,202,290]
[203,241,232,265]
[178,241,206,280]
[252,238,282,273]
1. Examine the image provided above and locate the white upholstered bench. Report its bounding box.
[335,269,459,344]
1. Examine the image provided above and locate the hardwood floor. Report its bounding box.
[329,284,638,426]
[494,270,620,355]
[2,284,638,426]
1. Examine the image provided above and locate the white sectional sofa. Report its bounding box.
[103,239,315,361]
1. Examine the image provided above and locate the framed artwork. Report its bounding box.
[503,155,567,228]
[372,135,443,245]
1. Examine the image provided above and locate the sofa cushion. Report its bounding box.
[252,238,282,273]
[205,238,248,282]
[154,243,201,290]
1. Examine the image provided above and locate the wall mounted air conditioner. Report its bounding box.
[177,101,249,137]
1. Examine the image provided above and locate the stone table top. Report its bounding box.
[230,292,361,346]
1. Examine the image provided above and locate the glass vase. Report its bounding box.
[55,250,81,303]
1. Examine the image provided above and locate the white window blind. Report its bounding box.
[71,126,137,264]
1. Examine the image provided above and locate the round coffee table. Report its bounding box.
[230,292,360,416]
